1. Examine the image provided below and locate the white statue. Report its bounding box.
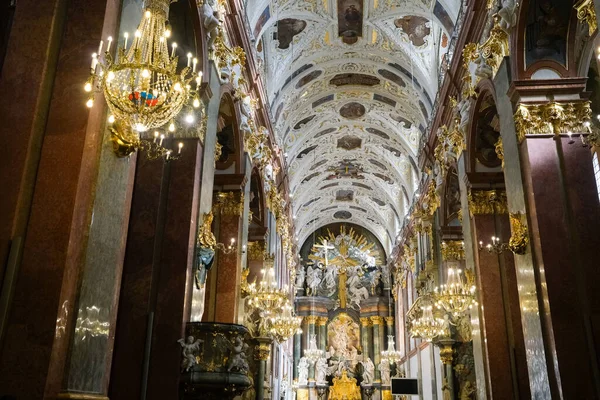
[227,336,249,373]
[474,52,493,79]
[378,359,391,385]
[347,273,369,308]
[323,265,337,294]
[298,357,309,385]
[316,357,328,384]
[441,314,454,338]
[361,357,375,385]
[306,265,322,296]
[201,0,221,50]
[457,97,472,131]
[177,336,203,371]
[308,334,319,352]
[497,0,518,32]
[295,266,306,289]
[239,96,253,137]
[263,163,274,192]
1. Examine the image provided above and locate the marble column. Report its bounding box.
[294,328,302,380]
[204,190,245,323]
[306,315,318,380]
[360,317,371,360]
[0,0,122,398]
[468,189,529,400]
[317,317,328,351]
[371,316,384,380]
[384,317,394,345]
[255,338,272,400]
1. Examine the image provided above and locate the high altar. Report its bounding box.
[293,224,396,400]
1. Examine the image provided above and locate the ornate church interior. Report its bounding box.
[1,0,600,399]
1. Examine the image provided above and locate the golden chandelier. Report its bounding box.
[409,305,445,342]
[85,0,203,158]
[246,255,288,324]
[434,267,477,316]
[269,300,302,343]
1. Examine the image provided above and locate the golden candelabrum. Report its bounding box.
[381,335,402,364]
[269,299,302,343]
[409,305,445,342]
[84,0,204,159]
[434,267,477,317]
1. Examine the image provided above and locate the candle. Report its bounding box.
[124,32,129,49]
[187,53,192,67]
[106,36,113,52]
[98,40,104,54]
[171,42,177,58]
[153,131,159,143]
[91,53,98,71]
[178,142,183,154]
[159,134,165,146]
[192,57,198,73]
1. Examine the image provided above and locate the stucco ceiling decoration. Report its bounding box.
[245,0,461,251]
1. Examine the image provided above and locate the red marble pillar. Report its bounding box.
[203,191,244,324]
[0,0,120,398]
[109,139,203,400]
[470,192,530,400]
[520,135,600,399]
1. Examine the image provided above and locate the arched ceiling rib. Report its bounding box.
[243,0,461,252]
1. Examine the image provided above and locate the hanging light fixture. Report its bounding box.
[434,267,477,316]
[409,305,445,342]
[246,254,288,332]
[381,335,402,364]
[303,333,324,362]
[85,0,203,158]
[269,299,302,343]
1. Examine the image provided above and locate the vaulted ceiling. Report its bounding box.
[245,0,462,251]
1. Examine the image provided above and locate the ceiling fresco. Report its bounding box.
[245,0,462,250]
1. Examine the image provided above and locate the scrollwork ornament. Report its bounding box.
[508,212,529,255]
[574,0,598,36]
[514,101,591,143]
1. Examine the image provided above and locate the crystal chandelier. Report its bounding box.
[381,335,402,364]
[434,267,477,316]
[303,333,324,362]
[409,305,445,342]
[85,0,203,158]
[269,299,302,343]
[246,255,288,327]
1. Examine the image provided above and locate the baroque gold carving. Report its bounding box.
[514,101,592,143]
[495,137,504,168]
[214,191,244,216]
[508,212,529,255]
[305,315,319,325]
[468,190,508,215]
[198,212,217,249]
[441,241,466,261]
[247,241,265,261]
[360,317,373,327]
[575,0,597,36]
[439,344,454,365]
[329,370,362,400]
[478,15,510,77]
[370,316,384,325]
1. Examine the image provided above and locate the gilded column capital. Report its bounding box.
[514,101,591,143]
[441,240,465,261]
[468,189,508,215]
[317,317,328,326]
[370,316,384,325]
[255,341,272,361]
[575,0,597,36]
[214,191,245,216]
[305,315,319,325]
[439,344,454,365]
[384,317,394,326]
[360,317,373,327]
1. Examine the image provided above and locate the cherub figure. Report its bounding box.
[177,336,203,371]
[227,336,249,373]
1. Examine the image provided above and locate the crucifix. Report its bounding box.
[314,239,335,267]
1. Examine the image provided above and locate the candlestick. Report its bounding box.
[153,131,159,143]
[106,36,113,52]
[98,40,104,54]
[124,32,129,49]
[192,57,198,73]
[159,134,165,146]
[171,42,177,58]
[187,53,192,67]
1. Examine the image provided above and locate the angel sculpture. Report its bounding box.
[497,0,518,32]
[202,0,221,51]
[378,359,391,385]
[298,357,310,385]
[177,336,203,371]
[315,357,328,384]
[361,357,375,385]
[227,336,249,374]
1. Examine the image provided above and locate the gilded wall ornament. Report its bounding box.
[468,189,508,215]
[478,15,509,77]
[575,0,598,36]
[247,241,265,261]
[514,101,592,143]
[495,137,504,169]
[441,241,466,261]
[214,191,245,216]
[508,212,529,255]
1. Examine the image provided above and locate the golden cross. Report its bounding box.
[314,239,335,267]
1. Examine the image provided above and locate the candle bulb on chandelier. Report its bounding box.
[98,40,104,54]
[106,36,113,52]
[178,142,183,154]
[91,53,98,71]
[198,71,203,85]
[171,42,177,58]
[192,57,198,73]
[153,131,159,143]
[567,131,574,144]
[187,53,192,67]
[159,134,165,146]
[124,32,129,49]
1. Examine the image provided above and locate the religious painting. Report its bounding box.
[330,73,380,87]
[394,16,431,47]
[334,210,352,220]
[337,135,362,150]
[444,168,461,226]
[525,0,570,67]
[336,190,354,201]
[433,1,454,35]
[327,313,361,359]
[315,127,337,138]
[390,113,412,128]
[373,94,396,107]
[339,102,366,119]
[366,127,390,140]
[369,159,386,170]
[297,144,318,159]
[313,94,335,108]
[382,145,401,156]
[378,69,406,87]
[296,70,323,89]
[277,18,307,49]
[253,6,270,38]
[294,115,316,129]
[326,160,365,180]
[337,0,363,44]
[475,100,502,168]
